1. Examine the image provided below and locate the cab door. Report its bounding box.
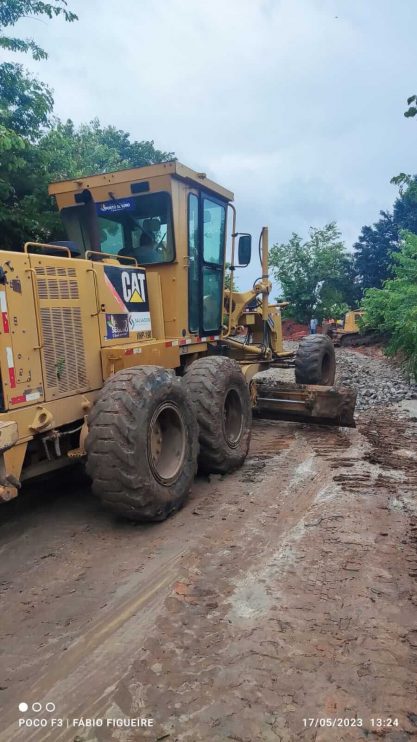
[187,192,227,336]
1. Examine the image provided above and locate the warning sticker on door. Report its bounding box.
[104,265,152,334]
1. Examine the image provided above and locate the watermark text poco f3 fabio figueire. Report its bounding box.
[17,701,154,731]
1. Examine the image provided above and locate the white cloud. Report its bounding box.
[8,0,417,287]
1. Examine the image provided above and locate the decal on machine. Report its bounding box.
[96,198,136,215]
[105,313,130,339]
[103,265,151,335]
[0,290,9,333]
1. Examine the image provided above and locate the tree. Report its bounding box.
[37,119,174,243]
[0,117,175,250]
[38,118,174,181]
[0,0,174,249]
[363,231,417,379]
[404,94,417,119]
[269,222,358,323]
[353,211,399,291]
[0,0,77,247]
[224,262,239,292]
[353,178,417,292]
[0,62,53,138]
[392,177,417,233]
[390,96,417,191]
[0,64,55,249]
[0,0,77,60]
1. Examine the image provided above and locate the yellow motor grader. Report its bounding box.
[323,310,378,347]
[0,161,355,520]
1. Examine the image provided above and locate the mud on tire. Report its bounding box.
[86,366,198,522]
[183,356,252,474]
[295,334,336,386]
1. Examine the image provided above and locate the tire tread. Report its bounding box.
[86,366,198,521]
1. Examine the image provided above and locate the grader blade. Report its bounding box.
[254,380,356,428]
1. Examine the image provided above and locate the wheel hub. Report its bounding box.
[223,388,244,447]
[148,402,186,485]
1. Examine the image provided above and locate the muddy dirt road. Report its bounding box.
[1,393,417,739]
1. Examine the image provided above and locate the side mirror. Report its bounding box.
[238,234,252,266]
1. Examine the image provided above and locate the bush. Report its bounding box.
[363,231,417,379]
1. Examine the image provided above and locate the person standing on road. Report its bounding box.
[309,317,318,334]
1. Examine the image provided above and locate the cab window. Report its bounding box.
[203,267,223,331]
[96,192,174,264]
[203,198,226,264]
[202,196,226,332]
[61,204,92,254]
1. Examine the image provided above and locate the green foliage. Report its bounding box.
[363,231,417,379]
[0,131,50,249]
[390,97,417,196]
[0,62,53,138]
[224,262,239,292]
[404,94,417,118]
[390,172,413,194]
[0,0,77,247]
[0,1,174,250]
[0,0,77,60]
[354,179,417,292]
[353,211,399,291]
[0,123,25,152]
[0,122,26,206]
[38,118,174,181]
[0,115,175,250]
[269,222,358,323]
[0,63,55,248]
[392,177,417,233]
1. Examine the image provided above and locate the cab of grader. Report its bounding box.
[0,161,355,520]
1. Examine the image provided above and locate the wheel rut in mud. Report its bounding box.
[0,408,416,741]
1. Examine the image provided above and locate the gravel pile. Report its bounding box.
[335,349,417,411]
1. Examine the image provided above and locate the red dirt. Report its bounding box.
[0,404,416,741]
[282,319,308,340]
[282,320,323,340]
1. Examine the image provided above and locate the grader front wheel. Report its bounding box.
[86,366,198,521]
[184,356,252,474]
[294,334,336,386]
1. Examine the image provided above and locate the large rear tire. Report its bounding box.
[295,335,336,385]
[86,366,198,521]
[184,356,252,474]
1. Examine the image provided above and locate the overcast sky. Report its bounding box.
[9,0,417,284]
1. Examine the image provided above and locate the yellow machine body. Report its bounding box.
[343,310,364,334]
[324,310,366,346]
[0,161,356,503]
[0,163,238,498]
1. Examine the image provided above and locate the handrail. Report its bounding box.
[85,250,138,267]
[223,203,237,339]
[86,268,101,317]
[24,242,71,258]
[26,269,44,349]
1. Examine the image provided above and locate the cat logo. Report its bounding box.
[103,266,150,321]
[121,271,146,303]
